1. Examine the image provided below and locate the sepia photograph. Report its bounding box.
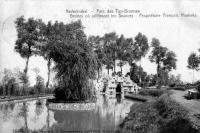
[0,0,200,132]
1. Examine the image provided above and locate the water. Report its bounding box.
[0,94,135,133]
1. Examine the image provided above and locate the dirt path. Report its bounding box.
[170,90,200,129]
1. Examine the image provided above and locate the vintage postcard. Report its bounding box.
[0,0,200,133]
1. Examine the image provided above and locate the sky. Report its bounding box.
[0,0,200,85]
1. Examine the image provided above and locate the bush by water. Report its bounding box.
[118,94,198,133]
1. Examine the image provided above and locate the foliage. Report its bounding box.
[168,74,183,87]
[48,20,97,101]
[154,94,196,133]
[187,52,200,82]
[15,16,41,75]
[197,83,200,93]
[0,68,52,96]
[88,35,104,78]
[134,33,149,58]
[88,32,149,78]
[149,38,177,87]
[118,94,197,133]
[102,32,118,74]
[118,102,160,133]
[34,75,45,94]
[134,33,149,85]
[115,35,128,72]
[35,21,55,88]
[187,52,200,71]
[117,60,126,74]
[148,74,158,87]
[129,63,149,87]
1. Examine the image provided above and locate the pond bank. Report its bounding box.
[118,92,199,133]
[0,94,54,103]
[124,93,148,102]
[124,91,157,103]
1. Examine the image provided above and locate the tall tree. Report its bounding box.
[134,33,149,85]
[149,38,177,88]
[187,52,200,83]
[102,32,118,74]
[129,62,149,86]
[124,38,139,65]
[15,16,40,78]
[117,60,126,74]
[88,35,104,80]
[49,20,97,101]
[15,16,40,92]
[35,21,54,88]
[116,35,130,75]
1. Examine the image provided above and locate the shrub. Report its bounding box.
[118,103,160,133]
[54,87,66,101]
[153,94,188,120]
[118,94,198,133]
[154,94,197,133]
[197,84,200,93]
[160,117,197,133]
[169,83,176,87]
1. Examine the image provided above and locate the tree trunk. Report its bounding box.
[120,66,122,75]
[139,57,142,86]
[46,58,51,89]
[157,62,161,88]
[129,59,133,77]
[193,69,194,83]
[97,68,100,82]
[23,56,30,95]
[114,58,116,74]
[24,56,30,77]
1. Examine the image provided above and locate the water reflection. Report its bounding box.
[0,94,135,133]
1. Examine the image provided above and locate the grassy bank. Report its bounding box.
[118,93,199,133]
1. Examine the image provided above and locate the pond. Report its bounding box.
[0,94,136,132]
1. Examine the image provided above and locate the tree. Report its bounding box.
[130,63,140,84]
[149,74,157,87]
[124,38,139,66]
[129,62,149,87]
[35,75,45,94]
[49,20,97,101]
[35,21,55,88]
[88,35,104,80]
[1,69,15,95]
[117,60,126,74]
[102,32,118,74]
[168,74,183,86]
[149,38,177,87]
[116,35,132,75]
[15,16,40,77]
[134,33,149,85]
[187,52,200,83]
[15,16,41,92]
